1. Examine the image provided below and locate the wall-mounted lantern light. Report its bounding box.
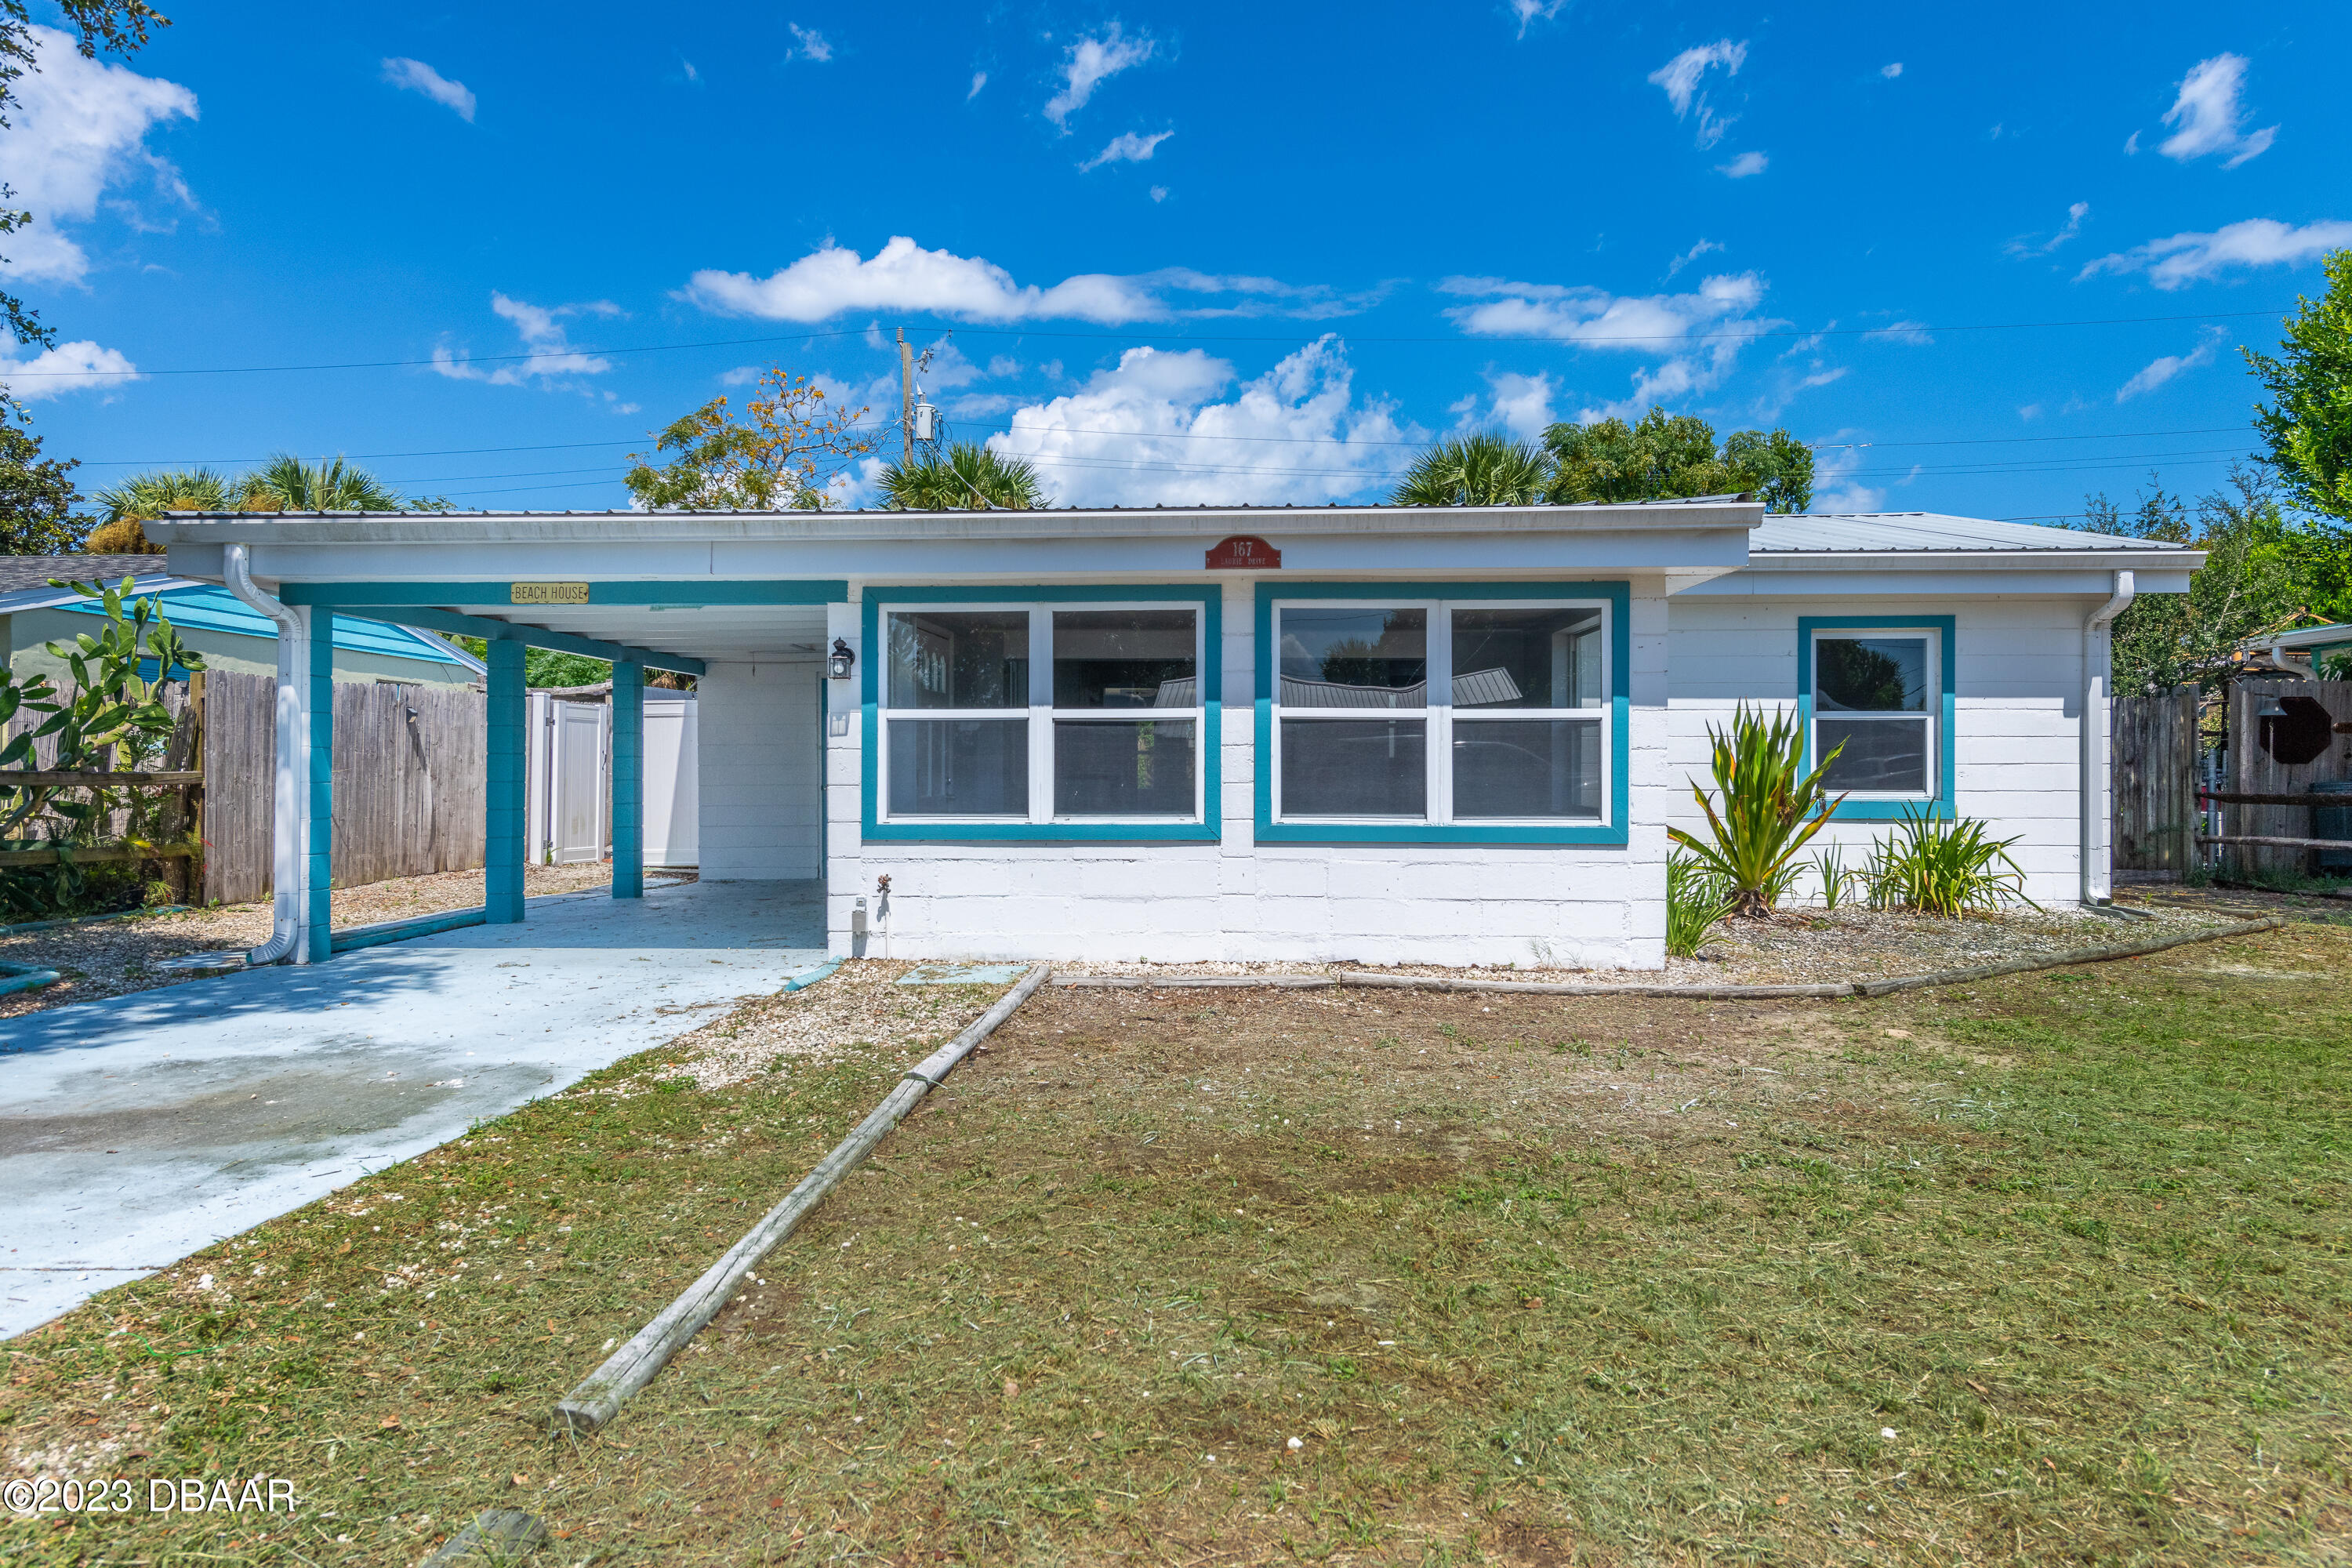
[828,638,855,681]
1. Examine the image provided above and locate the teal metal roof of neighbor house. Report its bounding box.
[0,562,472,667]
[1753,513,2191,553]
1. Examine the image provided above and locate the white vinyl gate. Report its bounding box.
[525,691,699,870]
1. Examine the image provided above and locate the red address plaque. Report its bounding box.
[1205,534,1280,569]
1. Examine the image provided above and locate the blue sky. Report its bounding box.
[2,1,2347,521]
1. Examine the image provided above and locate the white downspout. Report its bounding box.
[2081,568,2135,907]
[223,544,309,964]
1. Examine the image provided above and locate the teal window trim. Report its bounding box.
[860,586,1223,843]
[1254,580,1631,846]
[1797,615,1956,821]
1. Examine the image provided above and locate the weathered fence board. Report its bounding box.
[2223,678,2352,881]
[2113,684,2199,877]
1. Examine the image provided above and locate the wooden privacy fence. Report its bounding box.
[2112,684,2201,877]
[2212,678,2352,881]
[199,672,486,905]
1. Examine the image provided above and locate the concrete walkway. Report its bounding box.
[0,880,828,1339]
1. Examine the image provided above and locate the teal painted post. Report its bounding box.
[611,660,644,898]
[304,609,335,962]
[486,641,527,923]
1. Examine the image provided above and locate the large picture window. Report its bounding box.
[1270,599,1608,826]
[1810,629,1934,797]
[880,603,1204,825]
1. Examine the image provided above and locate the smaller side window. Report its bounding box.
[1813,632,1932,796]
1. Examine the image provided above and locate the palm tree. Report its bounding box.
[1392,432,1549,506]
[85,469,237,554]
[880,444,1048,510]
[235,454,408,512]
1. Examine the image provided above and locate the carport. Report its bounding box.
[203,542,844,964]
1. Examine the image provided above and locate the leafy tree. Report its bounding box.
[880,443,1047,510]
[1543,408,1815,511]
[2094,466,2337,694]
[2245,249,2352,526]
[624,368,872,510]
[1392,431,1549,506]
[0,412,84,553]
[0,3,169,354]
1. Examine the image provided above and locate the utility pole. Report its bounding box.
[897,327,914,466]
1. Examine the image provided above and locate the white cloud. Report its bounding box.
[1453,370,1556,440]
[988,336,1414,506]
[1863,320,1933,345]
[1880,62,1903,79]
[2018,403,2043,421]
[1665,238,1723,278]
[432,292,622,387]
[2157,53,2275,168]
[1509,1,1567,38]
[0,27,196,285]
[683,235,1368,325]
[968,71,987,100]
[1809,445,1882,514]
[2115,327,2226,402]
[0,338,138,401]
[1716,151,1767,179]
[2124,130,2140,155]
[2078,217,2352,290]
[1044,23,1154,131]
[2009,200,2089,257]
[1439,270,1777,420]
[1647,38,1746,149]
[787,24,833,64]
[1080,129,1173,171]
[1149,184,1169,202]
[381,57,475,122]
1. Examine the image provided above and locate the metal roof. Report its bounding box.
[0,554,163,593]
[1752,513,2188,553]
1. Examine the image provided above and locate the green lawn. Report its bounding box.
[4,926,2348,1566]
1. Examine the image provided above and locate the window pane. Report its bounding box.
[1816,636,1927,713]
[1054,720,1196,816]
[1450,608,1605,709]
[1452,719,1602,818]
[886,719,1029,815]
[1053,609,1197,709]
[1280,719,1426,816]
[887,612,1029,709]
[1277,608,1427,708]
[1817,717,1928,793]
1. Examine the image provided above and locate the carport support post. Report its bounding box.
[486,640,527,924]
[611,659,644,898]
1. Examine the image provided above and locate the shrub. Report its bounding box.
[1668,704,1848,917]
[1862,807,2033,916]
[1666,852,1733,958]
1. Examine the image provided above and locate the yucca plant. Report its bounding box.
[1862,806,2033,916]
[1668,704,1848,917]
[1813,842,1855,910]
[1665,851,1734,958]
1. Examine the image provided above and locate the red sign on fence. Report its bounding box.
[1205,535,1280,570]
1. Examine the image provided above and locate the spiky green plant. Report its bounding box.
[1861,807,2034,916]
[1813,842,1856,910]
[1391,431,1549,506]
[1668,704,1848,918]
[880,444,1048,510]
[1665,851,1734,958]
[237,454,409,512]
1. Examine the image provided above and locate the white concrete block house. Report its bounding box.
[147,499,2198,970]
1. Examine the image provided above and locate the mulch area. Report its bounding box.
[0,862,684,1019]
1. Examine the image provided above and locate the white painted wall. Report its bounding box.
[822,579,1673,969]
[1665,596,2085,905]
[695,660,822,880]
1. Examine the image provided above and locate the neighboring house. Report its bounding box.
[0,554,481,687]
[2238,621,2352,679]
[143,501,2198,968]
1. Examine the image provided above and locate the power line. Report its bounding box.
[1,307,2298,379]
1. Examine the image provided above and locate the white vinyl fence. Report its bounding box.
[525,691,698,870]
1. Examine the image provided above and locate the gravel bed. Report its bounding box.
[657,958,1007,1091]
[0,862,666,1019]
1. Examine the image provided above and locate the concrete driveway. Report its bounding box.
[0,880,829,1338]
